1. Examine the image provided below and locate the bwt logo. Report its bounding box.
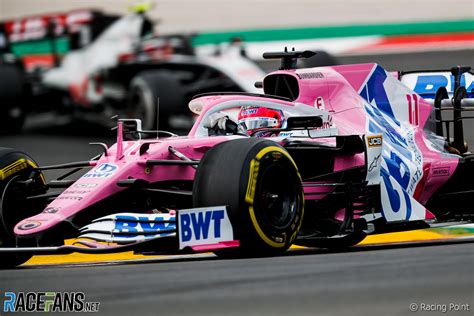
[368,135,383,147]
[241,109,258,116]
[93,163,117,174]
[178,206,234,249]
[180,210,225,241]
[82,163,118,178]
[113,215,176,238]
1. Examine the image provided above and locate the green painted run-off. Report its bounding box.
[8,19,474,57]
[192,19,474,46]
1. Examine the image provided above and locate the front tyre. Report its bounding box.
[0,148,46,268]
[193,139,304,256]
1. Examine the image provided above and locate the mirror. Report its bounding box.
[286,116,323,129]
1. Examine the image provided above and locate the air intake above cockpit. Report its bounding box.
[263,74,300,101]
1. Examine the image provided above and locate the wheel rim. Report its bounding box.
[255,160,299,230]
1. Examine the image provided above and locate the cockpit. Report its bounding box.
[188,94,334,138]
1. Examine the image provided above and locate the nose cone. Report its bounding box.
[14,162,128,237]
[14,212,67,236]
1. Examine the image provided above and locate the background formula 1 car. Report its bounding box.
[0,9,120,132]
[0,50,473,268]
[0,8,266,133]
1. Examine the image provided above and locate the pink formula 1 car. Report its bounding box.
[0,50,473,268]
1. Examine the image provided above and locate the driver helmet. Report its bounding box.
[238,105,285,137]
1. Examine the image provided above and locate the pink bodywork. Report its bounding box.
[15,63,460,237]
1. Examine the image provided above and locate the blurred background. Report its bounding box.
[0,0,472,172]
[1,0,473,32]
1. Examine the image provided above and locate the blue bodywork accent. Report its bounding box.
[360,65,416,221]
[114,215,176,238]
[412,73,474,98]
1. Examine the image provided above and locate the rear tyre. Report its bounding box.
[0,65,28,134]
[0,148,46,268]
[193,138,304,256]
[127,71,186,131]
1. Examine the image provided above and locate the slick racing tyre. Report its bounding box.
[0,148,46,268]
[193,138,304,256]
[128,71,186,131]
[0,65,28,134]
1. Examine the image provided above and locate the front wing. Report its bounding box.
[0,206,239,256]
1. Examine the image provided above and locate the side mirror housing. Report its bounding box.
[286,116,323,129]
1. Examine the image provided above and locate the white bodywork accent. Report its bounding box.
[178,206,234,250]
[80,212,175,243]
[362,65,426,222]
[42,16,264,105]
[43,14,144,99]
[401,71,474,97]
[365,134,383,186]
[197,46,265,93]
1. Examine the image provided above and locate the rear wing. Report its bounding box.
[402,66,474,154]
[400,68,474,99]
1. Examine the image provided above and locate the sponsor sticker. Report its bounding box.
[74,183,98,188]
[42,207,61,214]
[365,134,383,186]
[56,196,83,201]
[0,159,28,181]
[79,213,176,242]
[18,221,42,230]
[432,167,450,177]
[113,214,176,237]
[367,135,383,147]
[368,154,381,173]
[314,96,325,110]
[296,72,324,80]
[62,190,91,195]
[82,163,118,179]
[178,206,234,249]
[240,108,258,116]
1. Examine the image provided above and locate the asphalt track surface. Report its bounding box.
[0,241,472,316]
[0,51,473,315]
